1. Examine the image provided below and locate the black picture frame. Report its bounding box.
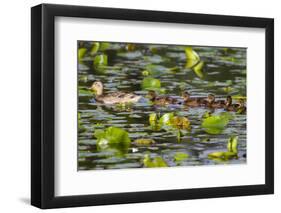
[31,3,274,209]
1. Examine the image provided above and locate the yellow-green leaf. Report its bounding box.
[185,47,200,68]
[78,48,87,61]
[174,152,189,161]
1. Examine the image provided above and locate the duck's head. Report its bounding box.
[146,90,157,101]
[207,94,215,103]
[90,81,103,96]
[226,96,232,106]
[182,91,191,101]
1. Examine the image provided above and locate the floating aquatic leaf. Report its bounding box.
[171,116,191,130]
[185,47,200,68]
[94,127,131,154]
[149,113,158,126]
[100,42,110,51]
[134,138,155,145]
[208,136,239,161]
[201,113,231,134]
[159,113,174,126]
[227,136,238,154]
[90,42,100,55]
[78,48,87,61]
[208,151,237,160]
[93,54,108,68]
[142,70,149,76]
[193,61,204,78]
[141,77,161,90]
[185,47,204,78]
[143,154,168,168]
[79,89,93,96]
[174,152,189,162]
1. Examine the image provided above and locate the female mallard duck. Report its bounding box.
[181,91,202,107]
[89,81,142,104]
[147,90,177,105]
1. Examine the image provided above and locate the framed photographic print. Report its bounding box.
[31,3,274,209]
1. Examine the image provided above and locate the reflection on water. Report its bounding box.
[78,42,246,170]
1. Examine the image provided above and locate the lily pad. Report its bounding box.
[141,77,161,90]
[208,151,237,160]
[227,136,238,154]
[94,54,108,68]
[174,152,189,162]
[201,113,232,134]
[90,42,100,55]
[159,113,174,126]
[193,61,204,78]
[143,154,168,168]
[94,127,131,154]
[78,48,87,61]
[185,47,200,68]
[134,138,156,145]
[185,47,204,78]
[171,116,191,130]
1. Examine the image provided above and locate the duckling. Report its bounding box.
[224,96,236,111]
[147,90,177,105]
[235,99,247,114]
[89,81,142,104]
[203,94,225,108]
[182,91,201,107]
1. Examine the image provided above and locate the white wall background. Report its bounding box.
[0,0,279,212]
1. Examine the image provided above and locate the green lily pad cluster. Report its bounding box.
[78,42,110,72]
[208,136,239,161]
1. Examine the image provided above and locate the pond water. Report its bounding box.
[78,41,247,170]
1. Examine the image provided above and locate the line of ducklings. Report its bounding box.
[89,81,246,113]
